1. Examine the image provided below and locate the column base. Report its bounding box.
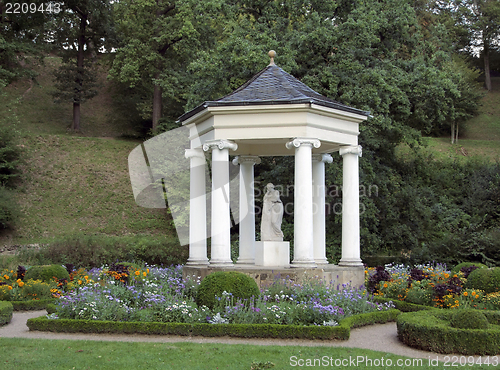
[186,259,209,266]
[314,259,329,265]
[338,258,363,267]
[291,260,317,268]
[209,260,234,267]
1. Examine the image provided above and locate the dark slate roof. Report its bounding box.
[178,63,370,122]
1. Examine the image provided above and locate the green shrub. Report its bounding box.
[0,300,13,325]
[196,271,259,310]
[397,309,500,355]
[29,234,187,268]
[450,309,489,330]
[25,265,69,283]
[451,262,488,275]
[465,267,500,294]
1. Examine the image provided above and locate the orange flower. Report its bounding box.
[18,281,24,287]
[135,271,140,276]
[463,292,468,297]
[444,273,450,279]
[383,283,388,288]
[8,286,12,290]
[78,280,82,285]
[142,272,147,277]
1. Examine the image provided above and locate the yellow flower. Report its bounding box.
[472,291,476,296]
[4,275,9,280]
[18,281,24,287]
[78,280,82,285]
[142,272,147,277]
[84,275,89,280]
[463,292,468,297]
[8,286,12,290]
[135,271,140,276]
[147,268,149,273]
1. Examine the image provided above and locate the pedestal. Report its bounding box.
[255,241,290,267]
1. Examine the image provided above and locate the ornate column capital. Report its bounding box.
[312,154,333,164]
[339,145,362,158]
[203,139,238,152]
[285,137,321,150]
[185,148,205,160]
[232,155,261,166]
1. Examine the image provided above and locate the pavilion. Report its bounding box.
[180,51,370,287]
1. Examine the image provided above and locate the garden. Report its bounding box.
[1,261,500,354]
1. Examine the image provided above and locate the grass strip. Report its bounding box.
[0,337,484,370]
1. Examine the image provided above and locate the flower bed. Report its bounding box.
[366,263,500,311]
[27,309,400,340]
[45,264,395,327]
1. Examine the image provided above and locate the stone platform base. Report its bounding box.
[255,241,290,267]
[183,264,365,290]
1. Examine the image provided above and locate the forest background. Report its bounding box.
[1,0,500,268]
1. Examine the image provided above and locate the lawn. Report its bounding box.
[0,337,491,370]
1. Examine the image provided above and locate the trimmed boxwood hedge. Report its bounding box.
[0,301,13,325]
[26,309,400,340]
[397,309,500,355]
[373,296,436,312]
[11,299,56,311]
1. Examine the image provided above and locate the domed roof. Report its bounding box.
[178,52,370,122]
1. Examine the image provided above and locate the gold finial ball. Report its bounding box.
[268,50,276,59]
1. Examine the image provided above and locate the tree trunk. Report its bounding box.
[73,103,81,131]
[72,13,87,131]
[152,78,162,131]
[455,122,459,144]
[451,122,455,144]
[484,43,492,91]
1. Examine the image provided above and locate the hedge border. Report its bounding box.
[26,309,400,340]
[397,310,500,355]
[373,296,437,312]
[10,299,57,311]
[0,301,13,326]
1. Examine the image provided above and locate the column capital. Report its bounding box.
[185,148,205,160]
[203,139,238,152]
[312,153,333,164]
[286,137,321,150]
[232,155,261,166]
[339,145,362,157]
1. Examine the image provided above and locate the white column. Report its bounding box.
[286,138,320,268]
[312,154,333,265]
[203,139,238,266]
[339,145,363,266]
[232,155,261,264]
[185,148,209,266]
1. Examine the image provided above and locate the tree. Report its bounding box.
[184,0,483,260]
[451,0,500,91]
[109,0,216,130]
[0,1,50,84]
[50,0,115,131]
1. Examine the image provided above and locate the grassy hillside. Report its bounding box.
[0,58,499,249]
[412,77,500,162]
[0,57,169,247]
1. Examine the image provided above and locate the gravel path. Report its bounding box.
[0,310,465,362]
